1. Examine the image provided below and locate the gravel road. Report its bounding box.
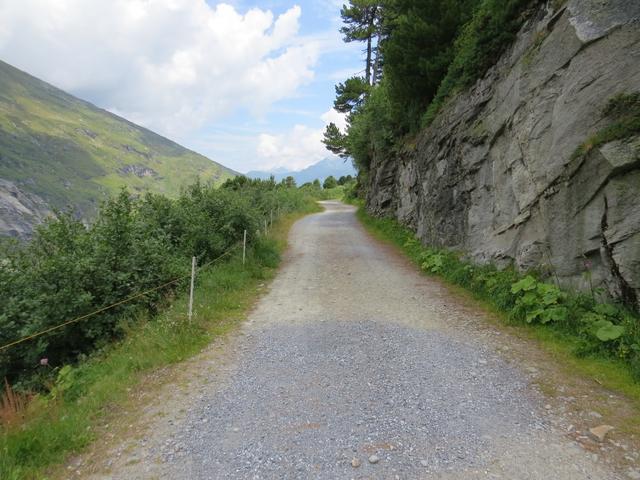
[86,201,621,479]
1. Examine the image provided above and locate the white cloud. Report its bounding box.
[320,108,347,132]
[254,107,346,171]
[0,0,320,136]
[256,124,325,171]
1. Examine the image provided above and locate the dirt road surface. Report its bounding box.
[80,201,626,479]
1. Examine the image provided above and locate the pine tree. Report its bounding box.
[334,76,370,114]
[340,1,384,85]
[322,123,348,158]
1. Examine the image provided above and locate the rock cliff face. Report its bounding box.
[366,0,640,305]
[0,179,52,240]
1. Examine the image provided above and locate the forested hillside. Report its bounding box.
[0,60,236,239]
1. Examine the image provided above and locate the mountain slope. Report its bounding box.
[246,157,355,184]
[0,59,236,238]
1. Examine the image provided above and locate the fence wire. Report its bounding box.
[0,243,241,353]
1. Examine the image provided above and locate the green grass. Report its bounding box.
[571,92,640,161]
[356,206,640,405]
[0,209,313,479]
[524,325,640,403]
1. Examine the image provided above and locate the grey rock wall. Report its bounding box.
[366,0,640,305]
[0,179,52,240]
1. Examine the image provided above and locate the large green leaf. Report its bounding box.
[594,303,619,318]
[593,320,625,341]
[511,275,536,294]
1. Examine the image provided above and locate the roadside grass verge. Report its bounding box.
[356,207,640,405]
[0,208,317,480]
[319,185,347,200]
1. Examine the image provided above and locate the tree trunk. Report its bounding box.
[365,35,372,85]
[365,6,375,85]
[372,29,382,85]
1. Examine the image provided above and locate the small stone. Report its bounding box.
[526,366,539,374]
[368,454,380,464]
[420,460,429,467]
[589,411,603,419]
[351,458,361,468]
[627,469,640,480]
[478,359,487,365]
[588,425,614,442]
[544,404,552,410]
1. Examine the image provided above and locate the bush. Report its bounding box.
[323,176,338,189]
[0,178,317,386]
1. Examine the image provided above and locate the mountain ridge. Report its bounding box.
[0,59,237,238]
[246,157,355,185]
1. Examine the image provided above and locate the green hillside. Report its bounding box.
[0,60,236,237]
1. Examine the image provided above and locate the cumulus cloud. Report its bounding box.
[257,125,324,171]
[0,0,319,136]
[255,107,346,171]
[320,108,348,132]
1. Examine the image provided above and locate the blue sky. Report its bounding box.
[0,0,362,172]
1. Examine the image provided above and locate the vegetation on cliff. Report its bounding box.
[323,0,540,173]
[572,93,640,161]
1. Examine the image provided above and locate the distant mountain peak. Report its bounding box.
[245,157,356,184]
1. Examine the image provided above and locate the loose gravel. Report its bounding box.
[85,201,620,479]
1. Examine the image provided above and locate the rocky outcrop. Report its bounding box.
[0,179,52,240]
[119,164,158,178]
[366,0,640,305]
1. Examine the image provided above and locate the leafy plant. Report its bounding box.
[421,249,446,273]
[582,304,625,342]
[510,275,567,324]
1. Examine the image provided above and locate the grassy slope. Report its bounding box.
[0,204,320,480]
[0,60,236,219]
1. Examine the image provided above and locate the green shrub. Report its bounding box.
[510,275,568,324]
[0,178,318,387]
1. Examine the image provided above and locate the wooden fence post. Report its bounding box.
[188,256,196,321]
[242,229,247,266]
